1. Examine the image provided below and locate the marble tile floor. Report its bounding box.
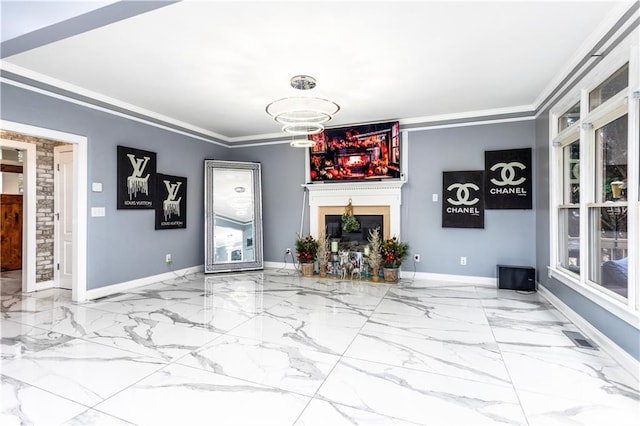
[1,269,638,425]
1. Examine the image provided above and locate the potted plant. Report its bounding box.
[367,227,382,282]
[296,234,319,277]
[317,228,329,278]
[380,237,409,282]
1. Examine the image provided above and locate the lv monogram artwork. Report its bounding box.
[117,145,156,209]
[155,173,187,230]
[117,145,187,230]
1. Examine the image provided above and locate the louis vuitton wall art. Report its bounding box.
[117,145,157,209]
[155,173,187,230]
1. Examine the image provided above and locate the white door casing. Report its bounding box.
[54,146,73,289]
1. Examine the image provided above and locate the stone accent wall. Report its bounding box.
[1,131,69,282]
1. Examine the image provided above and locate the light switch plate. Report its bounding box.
[432,193,438,202]
[92,182,103,192]
[91,207,105,217]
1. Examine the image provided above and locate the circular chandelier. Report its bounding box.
[266,75,340,138]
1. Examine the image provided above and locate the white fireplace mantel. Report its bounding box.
[304,180,406,238]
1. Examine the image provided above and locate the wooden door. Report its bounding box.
[1,194,23,271]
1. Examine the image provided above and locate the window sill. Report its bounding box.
[547,266,639,330]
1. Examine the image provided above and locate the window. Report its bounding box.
[589,63,629,111]
[559,102,580,132]
[551,52,638,314]
[558,139,580,274]
[588,114,628,298]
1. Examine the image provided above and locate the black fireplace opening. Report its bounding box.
[325,214,383,247]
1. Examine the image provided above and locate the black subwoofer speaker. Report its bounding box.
[497,265,536,291]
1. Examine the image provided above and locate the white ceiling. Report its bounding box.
[0,1,635,143]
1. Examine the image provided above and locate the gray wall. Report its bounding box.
[1,83,227,289]
[403,120,536,277]
[4,79,636,362]
[229,121,536,278]
[534,112,640,361]
[227,143,309,262]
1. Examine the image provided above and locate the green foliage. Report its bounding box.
[295,234,319,263]
[341,213,361,233]
[380,237,409,268]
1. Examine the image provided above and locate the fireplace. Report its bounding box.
[325,214,384,245]
[305,181,404,241]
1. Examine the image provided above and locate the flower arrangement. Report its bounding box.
[380,237,409,268]
[295,234,319,263]
[367,227,382,270]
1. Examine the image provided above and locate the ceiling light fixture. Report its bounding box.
[289,138,316,148]
[266,75,340,141]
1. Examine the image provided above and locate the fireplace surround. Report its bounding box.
[305,180,405,240]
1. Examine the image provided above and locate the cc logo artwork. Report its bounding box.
[447,183,480,206]
[490,162,526,186]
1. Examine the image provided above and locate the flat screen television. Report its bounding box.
[308,121,400,182]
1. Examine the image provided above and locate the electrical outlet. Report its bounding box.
[166,254,172,265]
[460,256,467,266]
[285,248,291,255]
[414,254,420,262]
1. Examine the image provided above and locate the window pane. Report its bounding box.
[596,115,627,202]
[588,206,628,298]
[562,140,580,204]
[559,208,580,274]
[558,102,580,131]
[589,63,629,111]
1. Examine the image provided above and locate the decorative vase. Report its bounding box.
[383,267,399,282]
[372,267,379,282]
[301,262,314,277]
[320,264,327,278]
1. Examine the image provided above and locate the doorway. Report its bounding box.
[0,139,36,293]
[1,120,88,302]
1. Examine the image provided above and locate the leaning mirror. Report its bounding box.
[204,160,263,273]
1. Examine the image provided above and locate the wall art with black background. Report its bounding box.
[485,147,532,209]
[155,173,187,230]
[117,145,157,209]
[442,171,485,229]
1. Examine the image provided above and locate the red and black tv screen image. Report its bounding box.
[308,121,400,182]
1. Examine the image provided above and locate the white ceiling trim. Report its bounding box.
[0,61,230,142]
[0,70,229,148]
[399,104,535,126]
[533,2,639,114]
[1,60,539,146]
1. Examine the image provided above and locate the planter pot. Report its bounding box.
[383,267,399,282]
[320,264,327,278]
[301,262,314,277]
[372,267,379,282]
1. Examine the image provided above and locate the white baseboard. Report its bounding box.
[538,283,639,381]
[35,280,56,291]
[84,265,204,301]
[264,262,495,286]
[264,261,297,270]
[403,270,496,286]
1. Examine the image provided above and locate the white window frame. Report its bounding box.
[549,42,639,328]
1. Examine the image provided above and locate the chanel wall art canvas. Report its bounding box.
[117,145,156,209]
[155,173,187,230]
[442,171,485,229]
[485,148,532,209]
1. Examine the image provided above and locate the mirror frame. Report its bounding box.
[204,160,263,273]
